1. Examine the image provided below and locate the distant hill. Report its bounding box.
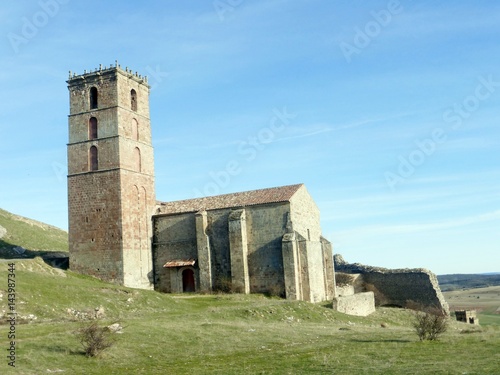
[438,273,500,291]
[0,208,68,259]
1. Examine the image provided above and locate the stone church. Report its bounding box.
[66,64,335,303]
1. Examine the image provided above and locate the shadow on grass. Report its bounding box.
[45,345,85,356]
[0,238,68,269]
[349,339,412,343]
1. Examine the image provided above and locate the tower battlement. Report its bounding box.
[68,61,149,86]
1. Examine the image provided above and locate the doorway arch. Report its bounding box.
[182,268,195,292]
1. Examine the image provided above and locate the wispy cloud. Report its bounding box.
[334,210,500,238]
[387,3,500,39]
[275,124,333,142]
[439,137,499,152]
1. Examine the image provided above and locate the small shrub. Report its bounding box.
[76,322,115,357]
[266,284,284,298]
[335,273,354,286]
[412,306,448,341]
[213,276,234,293]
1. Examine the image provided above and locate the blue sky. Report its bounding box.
[1,0,499,274]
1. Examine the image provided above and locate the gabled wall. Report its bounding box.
[289,185,320,241]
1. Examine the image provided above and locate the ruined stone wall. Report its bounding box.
[364,270,449,313]
[334,255,449,314]
[333,292,376,317]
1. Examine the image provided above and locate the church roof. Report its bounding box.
[156,183,304,215]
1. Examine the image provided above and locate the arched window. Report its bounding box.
[89,146,98,171]
[132,118,139,141]
[131,89,137,111]
[89,117,98,140]
[134,147,141,172]
[90,87,98,109]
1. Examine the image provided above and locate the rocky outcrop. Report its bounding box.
[334,255,449,314]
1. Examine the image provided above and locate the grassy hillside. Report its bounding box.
[0,258,499,374]
[438,273,500,291]
[0,208,68,258]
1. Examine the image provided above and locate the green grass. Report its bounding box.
[1,258,499,374]
[443,286,500,327]
[0,208,68,257]
[479,313,500,326]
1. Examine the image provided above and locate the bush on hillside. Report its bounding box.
[411,305,448,341]
[76,322,116,357]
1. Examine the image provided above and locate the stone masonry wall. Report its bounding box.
[362,271,449,314]
[205,210,232,286]
[333,292,376,317]
[289,185,320,241]
[120,170,155,289]
[334,255,449,314]
[153,213,197,292]
[68,170,124,283]
[153,202,290,294]
[304,241,326,303]
[244,203,289,294]
[289,185,334,302]
[321,237,335,300]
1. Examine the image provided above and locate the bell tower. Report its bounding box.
[67,63,155,289]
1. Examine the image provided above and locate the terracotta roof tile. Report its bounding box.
[156,183,303,215]
[163,259,196,268]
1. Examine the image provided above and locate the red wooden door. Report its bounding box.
[182,269,195,292]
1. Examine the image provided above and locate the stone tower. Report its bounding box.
[67,64,155,289]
